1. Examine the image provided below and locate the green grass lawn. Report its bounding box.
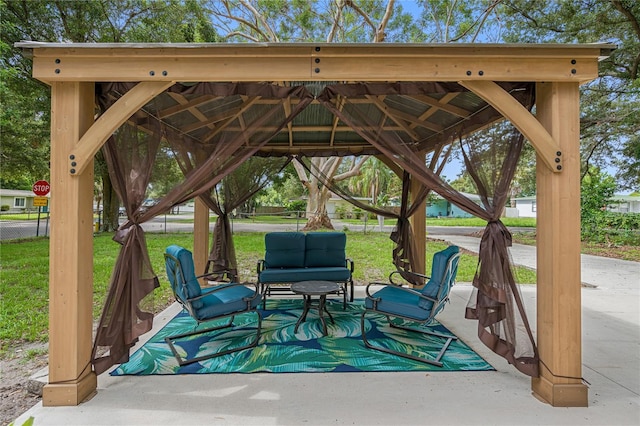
[0,231,536,355]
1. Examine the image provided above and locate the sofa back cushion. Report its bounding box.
[304,232,347,268]
[264,232,306,268]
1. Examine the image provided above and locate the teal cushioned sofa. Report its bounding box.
[257,232,354,309]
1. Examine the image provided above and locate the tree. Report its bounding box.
[207,0,508,228]
[204,0,413,228]
[449,172,477,193]
[293,156,369,229]
[416,0,505,43]
[500,0,640,191]
[0,41,50,188]
[2,0,218,230]
[580,166,617,241]
[348,156,395,205]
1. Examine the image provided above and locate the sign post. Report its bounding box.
[33,180,50,237]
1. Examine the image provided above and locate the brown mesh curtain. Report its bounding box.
[199,157,291,281]
[298,157,429,284]
[318,82,539,376]
[91,103,163,375]
[92,82,313,374]
[461,125,539,377]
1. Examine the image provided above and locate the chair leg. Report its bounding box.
[165,311,262,367]
[360,310,456,367]
[261,283,268,310]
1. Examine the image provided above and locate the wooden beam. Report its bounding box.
[44,82,97,406]
[165,93,217,134]
[27,43,605,83]
[283,98,294,146]
[72,81,174,175]
[329,96,347,147]
[181,107,241,133]
[158,94,219,118]
[379,101,445,133]
[366,95,420,140]
[532,82,587,407]
[459,80,562,173]
[202,96,260,142]
[412,94,471,118]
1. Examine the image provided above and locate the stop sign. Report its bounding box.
[33,180,50,196]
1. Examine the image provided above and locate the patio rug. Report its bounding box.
[111,298,493,375]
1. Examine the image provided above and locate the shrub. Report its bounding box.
[285,200,306,217]
[1,205,9,211]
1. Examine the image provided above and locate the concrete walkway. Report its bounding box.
[13,234,640,425]
[430,234,639,290]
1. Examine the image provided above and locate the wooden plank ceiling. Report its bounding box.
[111,81,516,158]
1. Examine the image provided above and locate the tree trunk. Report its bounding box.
[303,187,334,230]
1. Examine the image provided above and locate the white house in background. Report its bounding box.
[514,193,640,218]
[0,188,49,213]
[606,194,640,213]
[513,196,537,218]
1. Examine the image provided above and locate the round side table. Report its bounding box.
[291,280,341,336]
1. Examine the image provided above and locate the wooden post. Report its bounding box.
[193,197,210,281]
[43,82,97,406]
[532,82,588,406]
[410,153,427,276]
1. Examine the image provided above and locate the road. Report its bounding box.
[0,214,533,241]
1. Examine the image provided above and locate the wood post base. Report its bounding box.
[43,372,97,406]
[532,375,588,407]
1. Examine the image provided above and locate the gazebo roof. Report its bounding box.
[17,42,615,160]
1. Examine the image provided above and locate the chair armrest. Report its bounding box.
[197,270,233,283]
[364,281,436,306]
[346,258,354,273]
[257,259,265,275]
[189,282,260,303]
[389,270,430,286]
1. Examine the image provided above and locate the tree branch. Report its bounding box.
[611,0,640,39]
[450,0,502,43]
[293,157,310,186]
[239,0,279,42]
[334,156,369,181]
[225,31,261,42]
[217,0,271,42]
[375,0,395,42]
[344,0,378,41]
[326,0,345,42]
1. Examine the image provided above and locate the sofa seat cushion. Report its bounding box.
[365,286,430,321]
[194,284,262,320]
[264,232,306,268]
[304,232,347,267]
[259,267,351,284]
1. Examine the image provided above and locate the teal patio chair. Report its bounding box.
[164,245,262,366]
[361,245,461,367]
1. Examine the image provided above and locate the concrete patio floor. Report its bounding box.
[13,235,640,425]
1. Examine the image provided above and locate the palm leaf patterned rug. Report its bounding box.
[111,298,493,375]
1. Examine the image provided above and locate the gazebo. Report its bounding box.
[16,41,614,408]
